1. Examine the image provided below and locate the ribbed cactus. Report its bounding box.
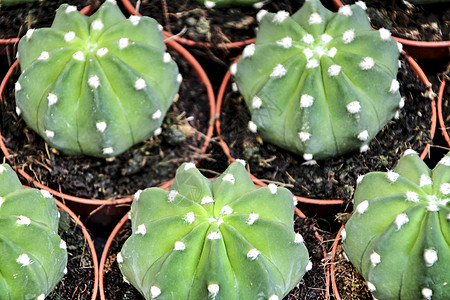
[0,164,67,299]
[342,150,450,300]
[232,0,402,161]
[198,0,265,9]
[15,0,180,158]
[117,161,310,299]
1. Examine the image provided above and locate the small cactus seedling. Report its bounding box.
[343,150,450,300]
[15,0,180,158]
[233,0,402,161]
[198,0,265,9]
[0,164,67,299]
[118,161,310,299]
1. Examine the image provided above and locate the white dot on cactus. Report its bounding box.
[136,224,147,235]
[370,251,381,267]
[355,1,367,10]
[129,15,141,26]
[247,213,259,225]
[395,213,409,230]
[359,57,375,70]
[40,189,52,198]
[342,29,355,44]
[16,106,21,116]
[424,249,438,267]
[47,93,58,106]
[0,165,6,173]
[162,52,172,64]
[366,282,376,292]
[17,215,31,226]
[204,1,216,8]
[88,75,100,89]
[247,248,260,261]
[207,231,221,240]
[268,295,279,300]
[65,5,77,13]
[338,5,352,16]
[123,275,130,284]
[64,31,76,42]
[252,96,262,109]
[63,267,68,274]
[360,144,369,153]
[303,153,313,161]
[386,171,400,183]
[208,284,220,297]
[308,12,322,25]
[398,97,406,109]
[134,189,142,201]
[154,127,162,136]
[440,183,450,195]
[419,174,432,187]
[185,212,196,224]
[201,196,214,205]
[394,110,400,119]
[59,239,67,250]
[16,253,32,266]
[379,28,392,41]
[341,228,346,241]
[118,37,129,50]
[243,43,256,58]
[303,48,314,59]
[272,10,289,24]
[276,36,292,48]
[91,19,104,31]
[174,241,186,251]
[176,74,183,84]
[256,9,268,22]
[96,121,107,133]
[253,1,264,9]
[152,109,162,120]
[439,156,450,166]
[45,130,55,139]
[306,260,313,271]
[405,191,419,202]
[403,149,417,156]
[229,63,238,76]
[184,162,196,171]
[294,233,304,244]
[38,51,49,60]
[151,285,161,298]
[106,0,117,4]
[127,211,132,219]
[268,183,277,194]
[302,33,315,44]
[0,197,4,207]
[37,294,45,300]
[300,94,314,108]
[357,130,369,141]
[389,79,400,93]
[168,190,178,202]
[221,205,233,215]
[26,28,35,40]
[356,200,369,214]
[293,195,298,206]
[328,65,342,76]
[327,47,337,58]
[298,132,311,142]
[346,101,361,114]
[116,252,124,263]
[248,121,258,133]
[134,78,146,90]
[235,159,246,166]
[102,147,114,155]
[231,82,238,92]
[96,48,108,57]
[270,64,287,78]
[321,34,333,44]
[72,51,85,61]
[306,59,319,69]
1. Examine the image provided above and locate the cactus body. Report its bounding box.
[233,0,402,161]
[343,150,450,300]
[0,164,67,299]
[118,161,309,299]
[15,0,180,158]
[198,0,265,8]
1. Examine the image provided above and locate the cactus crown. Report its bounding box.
[343,150,450,299]
[118,161,309,299]
[15,0,180,158]
[0,164,67,299]
[198,0,265,9]
[233,0,402,161]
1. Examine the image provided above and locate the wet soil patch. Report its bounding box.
[341,0,450,42]
[0,49,211,200]
[102,214,328,299]
[218,54,433,208]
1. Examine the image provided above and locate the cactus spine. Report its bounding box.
[199,0,265,8]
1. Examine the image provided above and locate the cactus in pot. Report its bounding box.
[0,164,68,299]
[117,161,310,299]
[342,150,450,300]
[232,0,403,161]
[15,0,180,158]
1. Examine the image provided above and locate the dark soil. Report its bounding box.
[103,214,328,300]
[218,54,433,210]
[0,49,212,200]
[341,0,450,42]
[441,66,450,145]
[47,210,96,299]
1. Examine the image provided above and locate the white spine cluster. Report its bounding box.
[386,171,400,183]
[248,121,258,133]
[272,11,289,24]
[356,200,369,214]
[270,64,287,78]
[222,173,235,184]
[395,213,409,230]
[308,13,323,25]
[276,37,292,48]
[300,94,314,108]
[243,44,256,58]
[342,29,355,44]
[252,96,262,109]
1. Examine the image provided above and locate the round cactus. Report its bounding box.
[343,150,450,300]
[117,161,310,299]
[15,0,180,158]
[198,0,265,8]
[232,0,402,161]
[0,164,67,299]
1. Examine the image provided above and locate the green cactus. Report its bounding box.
[342,149,450,300]
[0,164,67,299]
[117,160,310,299]
[232,0,402,161]
[197,0,265,9]
[15,0,180,158]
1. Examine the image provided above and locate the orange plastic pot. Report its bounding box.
[332,0,450,59]
[437,75,450,147]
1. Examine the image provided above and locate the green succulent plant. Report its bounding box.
[0,164,68,299]
[343,149,450,300]
[197,0,265,8]
[117,160,310,299]
[232,0,402,161]
[15,0,180,158]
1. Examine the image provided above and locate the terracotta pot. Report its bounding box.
[437,74,450,147]
[0,28,215,219]
[331,0,450,59]
[99,205,330,300]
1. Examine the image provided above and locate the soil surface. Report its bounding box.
[102,213,328,299]
[0,49,212,200]
[47,210,96,299]
[217,54,433,210]
[341,0,450,42]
